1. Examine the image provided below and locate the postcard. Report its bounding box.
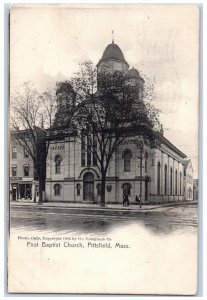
[8,4,199,295]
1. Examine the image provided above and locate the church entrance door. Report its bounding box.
[83,172,94,201]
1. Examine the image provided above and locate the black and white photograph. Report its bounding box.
[8,4,199,295]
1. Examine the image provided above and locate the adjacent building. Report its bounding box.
[10,132,38,201]
[193,179,199,201]
[183,159,194,201]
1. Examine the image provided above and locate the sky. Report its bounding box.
[10,4,199,177]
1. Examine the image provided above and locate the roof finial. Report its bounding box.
[112,30,114,44]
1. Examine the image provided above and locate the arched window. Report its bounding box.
[122,183,132,196]
[54,184,61,196]
[157,162,161,195]
[175,170,178,195]
[76,184,81,196]
[164,165,167,195]
[180,172,182,195]
[123,149,132,172]
[54,155,61,174]
[170,167,173,195]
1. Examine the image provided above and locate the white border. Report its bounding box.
[1,1,205,299]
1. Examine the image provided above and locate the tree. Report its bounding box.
[70,62,160,206]
[11,82,57,204]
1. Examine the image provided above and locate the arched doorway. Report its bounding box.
[83,172,94,201]
[122,183,132,196]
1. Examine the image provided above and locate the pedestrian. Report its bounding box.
[123,194,127,207]
[126,194,129,206]
[123,194,125,207]
[135,195,140,205]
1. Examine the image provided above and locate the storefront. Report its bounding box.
[10,178,38,201]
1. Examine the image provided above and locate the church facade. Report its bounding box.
[45,41,192,204]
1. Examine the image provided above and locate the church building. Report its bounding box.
[45,41,193,204]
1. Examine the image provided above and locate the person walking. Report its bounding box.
[123,194,128,207]
[126,194,129,206]
[135,195,139,205]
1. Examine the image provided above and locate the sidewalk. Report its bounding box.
[10,199,198,212]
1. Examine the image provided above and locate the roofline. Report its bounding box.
[154,131,187,159]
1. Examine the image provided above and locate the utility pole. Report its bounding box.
[136,137,145,208]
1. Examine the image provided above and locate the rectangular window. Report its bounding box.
[12,165,17,177]
[24,165,29,177]
[12,147,17,159]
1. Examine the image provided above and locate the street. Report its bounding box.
[9,203,198,294]
[10,203,198,236]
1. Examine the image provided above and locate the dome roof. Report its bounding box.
[101,43,126,61]
[127,67,140,79]
[127,67,144,82]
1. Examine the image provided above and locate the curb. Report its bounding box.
[10,200,198,213]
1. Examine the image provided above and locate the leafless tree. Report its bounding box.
[11,82,57,204]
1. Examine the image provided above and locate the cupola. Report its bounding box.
[97,42,129,73]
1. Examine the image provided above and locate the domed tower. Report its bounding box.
[97,41,129,74]
[127,67,145,101]
[56,81,76,112]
